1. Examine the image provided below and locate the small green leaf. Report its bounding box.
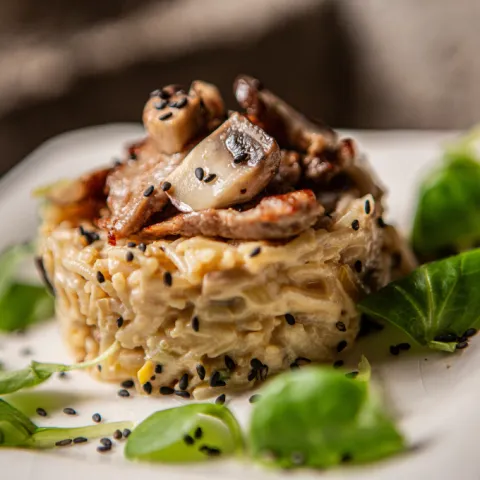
[0,398,132,448]
[249,367,404,469]
[125,404,243,463]
[0,341,119,395]
[358,249,480,352]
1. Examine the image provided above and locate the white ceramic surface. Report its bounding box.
[0,125,477,480]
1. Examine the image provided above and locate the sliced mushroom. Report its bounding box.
[234,74,337,156]
[164,112,281,212]
[191,80,226,129]
[140,190,323,240]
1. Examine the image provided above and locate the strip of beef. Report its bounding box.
[234,74,337,156]
[99,138,186,238]
[140,190,323,240]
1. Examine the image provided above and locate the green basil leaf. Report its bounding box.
[0,341,119,394]
[358,249,480,352]
[0,398,132,448]
[0,283,54,332]
[249,368,404,469]
[0,398,37,447]
[125,404,243,463]
[412,128,480,258]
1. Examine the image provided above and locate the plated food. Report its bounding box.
[36,76,414,398]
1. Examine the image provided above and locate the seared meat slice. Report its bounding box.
[234,75,336,156]
[144,81,226,155]
[268,150,302,193]
[165,113,280,212]
[100,138,186,238]
[141,190,323,240]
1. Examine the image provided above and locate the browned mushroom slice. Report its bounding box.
[234,74,337,155]
[190,80,226,129]
[100,138,186,238]
[164,112,281,212]
[141,190,323,240]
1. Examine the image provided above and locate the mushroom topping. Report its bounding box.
[234,74,337,156]
[140,190,323,240]
[191,80,226,129]
[164,112,281,212]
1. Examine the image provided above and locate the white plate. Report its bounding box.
[0,125,477,480]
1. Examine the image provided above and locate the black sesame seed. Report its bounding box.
[210,371,221,387]
[204,173,217,183]
[161,181,172,192]
[285,313,296,326]
[160,386,174,395]
[247,369,257,382]
[345,371,359,379]
[97,364,102,372]
[290,361,299,369]
[215,394,226,405]
[121,379,134,389]
[333,360,344,368]
[434,333,457,343]
[250,358,263,370]
[173,97,188,108]
[336,321,346,332]
[175,390,191,398]
[365,200,371,215]
[129,152,137,161]
[118,389,130,397]
[179,374,189,391]
[127,242,136,248]
[158,89,170,99]
[456,341,469,350]
[397,342,411,351]
[92,413,102,423]
[464,328,477,338]
[194,427,203,439]
[55,439,72,447]
[195,167,205,181]
[143,185,154,197]
[196,364,206,380]
[184,435,195,445]
[63,407,76,416]
[58,371,68,379]
[233,152,248,164]
[154,100,167,110]
[155,364,163,374]
[337,340,348,353]
[351,219,360,231]
[117,316,124,328]
[354,260,362,273]
[143,382,153,395]
[138,243,147,252]
[199,445,222,456]
[125,251,134,262]
[377,217,386,228]
[113,430,122,440]
[123,429,131,438]
[150,375,156,381]
[36,407,47,417]
[250,246,262,258]
[192,316,200,332]
[240,188,247,194]
[159,112,173,121]
[163,271,173,286]
[100,438,112,447]
[249,394,261,404]
[96,271,105,283]
[97,445,111,453]
[73,437,88,444]
[224,355,236,371]
[390,345,400,356]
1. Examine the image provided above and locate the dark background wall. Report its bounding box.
[0,0,479,176]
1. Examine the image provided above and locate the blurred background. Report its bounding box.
[0,0,479,176]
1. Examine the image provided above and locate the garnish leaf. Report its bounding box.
[0,341,119,394]
[358,249,480,352]
[412,128,480,258]
[249,367,404,469]
[0,245,54,332]
[0,399,132,448]
[125,404,243,463]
